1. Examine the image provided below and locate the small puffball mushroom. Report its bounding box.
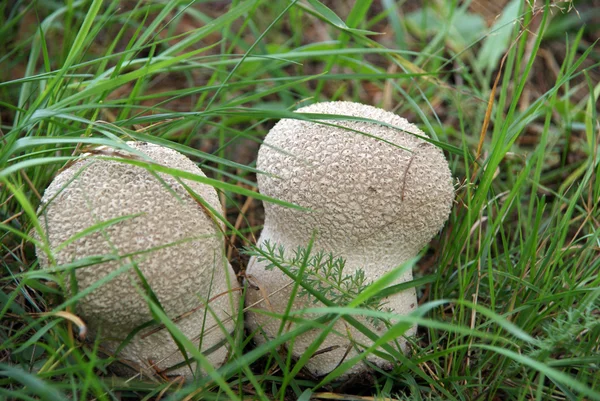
[246,101,454,377]
[36,142,240,379]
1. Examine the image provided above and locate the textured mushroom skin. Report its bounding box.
[36,142,239,378]
[246,101,454,377]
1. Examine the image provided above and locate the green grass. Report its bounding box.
[1,0,599,400]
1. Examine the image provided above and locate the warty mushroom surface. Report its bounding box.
[246,101,454,377]
[36,141,240,379]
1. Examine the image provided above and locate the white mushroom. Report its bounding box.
[36,142,240,379]
[245,101,454,377]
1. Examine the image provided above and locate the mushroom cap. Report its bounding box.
[246,101,454,377]
[257,101,454,258]
[36,142,240,378]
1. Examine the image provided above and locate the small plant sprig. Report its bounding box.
[245,240,391,327]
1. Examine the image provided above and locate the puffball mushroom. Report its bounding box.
[246,101,454,377]
[36,142,240,379]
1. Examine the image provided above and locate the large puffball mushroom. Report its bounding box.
[246,101,454,377]
[36,142,240,379]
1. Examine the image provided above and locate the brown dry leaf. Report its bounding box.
[45,311,88,340]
